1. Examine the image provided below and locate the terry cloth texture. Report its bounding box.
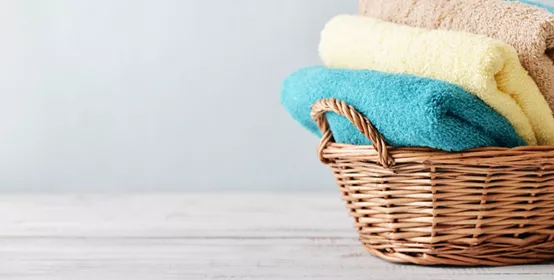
[358,0,554,114]
[319,15,554,145]
[281,66,526,151]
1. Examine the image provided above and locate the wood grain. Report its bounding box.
[0,194,552,279]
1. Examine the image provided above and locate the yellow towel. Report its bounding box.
[319,15,554,145]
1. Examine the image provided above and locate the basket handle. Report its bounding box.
[310,98,395,168]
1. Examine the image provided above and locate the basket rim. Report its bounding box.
[321,142,554,167]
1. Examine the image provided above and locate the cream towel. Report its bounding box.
[319,15,554,145]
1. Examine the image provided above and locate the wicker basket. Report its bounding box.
[311,98,554,266]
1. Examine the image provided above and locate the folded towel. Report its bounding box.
[281,66,526,151]
[358,0,554,114]
[319,15,554,145]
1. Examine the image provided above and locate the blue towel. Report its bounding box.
[507,0,554,12]
[281,66,526,151]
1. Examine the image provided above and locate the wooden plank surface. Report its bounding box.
[0,193,552,279]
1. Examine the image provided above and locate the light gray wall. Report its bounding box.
[0,0,356,192]
[1,0,553,192]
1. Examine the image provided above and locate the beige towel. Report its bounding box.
[359,0,554,114]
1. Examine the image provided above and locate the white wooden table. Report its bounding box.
[0,193,552,279]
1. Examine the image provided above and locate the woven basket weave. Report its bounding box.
[311,98,554,266]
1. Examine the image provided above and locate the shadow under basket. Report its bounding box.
[311,98,554,266]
